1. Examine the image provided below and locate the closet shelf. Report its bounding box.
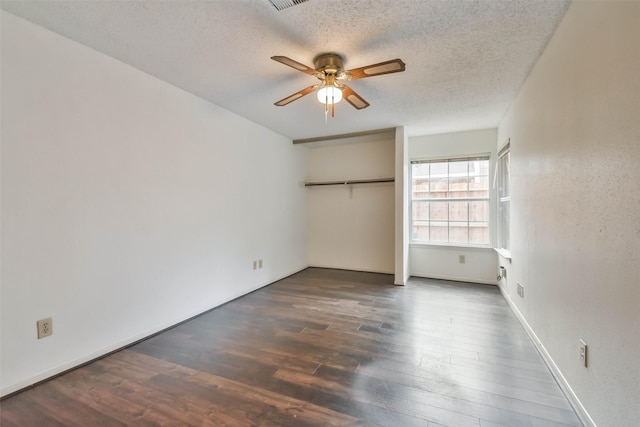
[304,177,395,187]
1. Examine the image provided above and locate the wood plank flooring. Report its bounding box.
[0,268,583,426]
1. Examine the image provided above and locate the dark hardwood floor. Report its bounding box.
[1,268,582,426]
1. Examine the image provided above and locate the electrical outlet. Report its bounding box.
[458,255,465,264]
[579,339,588,367]
[252,260,257,270]
[517,282,524,298]
[258,259,263,269]
[37,317,53,339]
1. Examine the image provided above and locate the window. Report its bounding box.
[497,143,510,252]
[411,156,490,245]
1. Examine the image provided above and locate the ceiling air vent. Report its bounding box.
[268,0,309,11]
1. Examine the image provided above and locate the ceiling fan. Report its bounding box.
[271,53,406,119]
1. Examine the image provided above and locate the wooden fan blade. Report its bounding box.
[274,85,318,106]
[347,58,406,80]
[342,85,370,110]
[271,56,318,76]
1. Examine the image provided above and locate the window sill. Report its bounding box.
[493,247,512,260]
[410,242,493,251]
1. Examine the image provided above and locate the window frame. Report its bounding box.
[410,154,492,247]
[496,142,511,256]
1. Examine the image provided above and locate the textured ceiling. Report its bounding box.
[1,0,570,140]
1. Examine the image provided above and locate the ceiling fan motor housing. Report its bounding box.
[313,53,345,74]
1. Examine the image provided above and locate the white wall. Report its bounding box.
[307,133,395,274]
[496,2,640,426]
[408,129,498,284]
[394,127,409,285]
[0,11,308,396]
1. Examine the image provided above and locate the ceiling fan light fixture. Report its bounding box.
[317,85,343,104]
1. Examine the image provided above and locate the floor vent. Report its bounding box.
[268,0,309,11]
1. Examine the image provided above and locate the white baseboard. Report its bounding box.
[411,273,498,286]
[308,264,394,276]
[497,284,596,427]
[0,266,308,398]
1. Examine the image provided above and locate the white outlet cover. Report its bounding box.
[580,339,588,367]
[37,317,53,339]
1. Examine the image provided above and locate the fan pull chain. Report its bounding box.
[325,94,328,123]
[332,94,335,118]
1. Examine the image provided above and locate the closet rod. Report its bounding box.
[304,177,395,187]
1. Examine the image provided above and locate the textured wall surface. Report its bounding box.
[497,2,640,425]
[1,11,308,396]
